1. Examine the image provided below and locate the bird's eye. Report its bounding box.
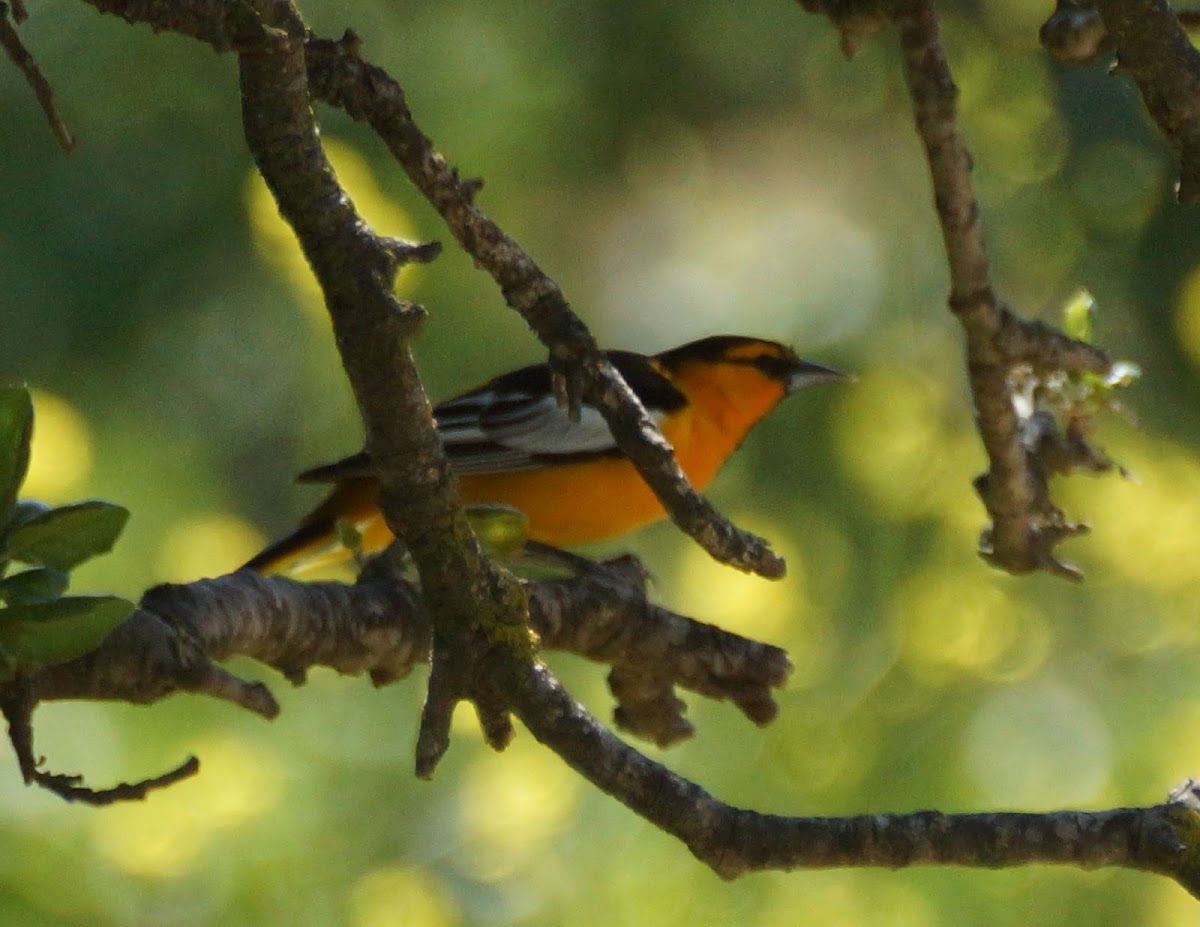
[751,353,793,379]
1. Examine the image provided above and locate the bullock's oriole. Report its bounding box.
[244,335,845,574]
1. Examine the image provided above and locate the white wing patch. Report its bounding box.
[436,389,666,475]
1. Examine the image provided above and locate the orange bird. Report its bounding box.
[244,335,846,573]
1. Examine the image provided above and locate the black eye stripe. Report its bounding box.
[731,354,796,379]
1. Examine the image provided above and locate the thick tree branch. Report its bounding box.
[16,565,789,749]
[18,568,1200,895]
[234,1,533,778]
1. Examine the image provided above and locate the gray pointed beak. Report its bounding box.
[786,360,853,394]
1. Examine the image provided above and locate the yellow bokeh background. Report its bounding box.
[2,1,1197,925]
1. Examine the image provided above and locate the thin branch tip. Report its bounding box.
[0,5,76,151]
[382,237,442,265]
[34,754,201,805]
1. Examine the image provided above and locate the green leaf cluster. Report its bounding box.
[0,388,134,680]
[1059,289,1142,404]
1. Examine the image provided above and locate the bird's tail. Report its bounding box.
[241,478,381,574]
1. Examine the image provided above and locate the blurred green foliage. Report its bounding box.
[3,0,1200,924]
[0,388,134,678]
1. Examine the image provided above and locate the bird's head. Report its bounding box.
[656,335,849,396]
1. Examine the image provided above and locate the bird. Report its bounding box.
[243,335,847,574]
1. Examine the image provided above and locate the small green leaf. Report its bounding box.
[0,568,69,605]
[0,595,134,668]
[0,387,33,525]
[466,504,530,558]
[1061,289,1096,343]
[336,518,364,558]
[2,501,130,570]
[4,499,51,534]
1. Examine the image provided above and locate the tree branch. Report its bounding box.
[233,0,536,777]
[1097,0,1200,204]
[888,0,1112,580]
[74,0,789,575]
[1040,0,1200,204]
[508,654,1200,893]
[21,563,1200,891]
[12,0,1190,898]
[0,1,74,150]
[19,563,789,747]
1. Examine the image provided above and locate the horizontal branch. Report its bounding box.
[19,563,790,748]
[509,657,1200,893]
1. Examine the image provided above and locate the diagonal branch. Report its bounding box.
[75,0,789,578]
[0,2,74,150]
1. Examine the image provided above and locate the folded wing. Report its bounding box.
[299,355,675,482]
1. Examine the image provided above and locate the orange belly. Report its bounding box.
[461,457,674,546]
[357,404,731,549]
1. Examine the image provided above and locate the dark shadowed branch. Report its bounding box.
[0,1,73,150]
[1040,0,1200,204]
[1096,0,1200,205]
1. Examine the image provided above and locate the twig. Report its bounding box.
[530,555,792,743]
[0,2,75,150]
[1,679,198,803]
[32,755,200,805]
